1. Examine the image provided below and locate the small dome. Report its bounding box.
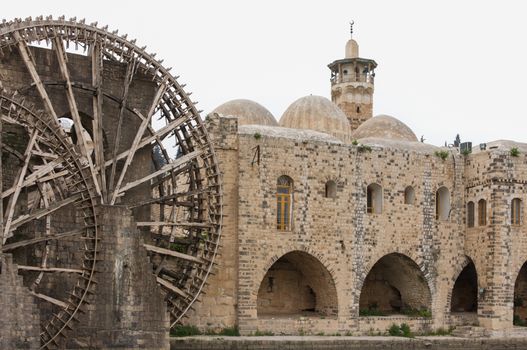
[279,95,351,142]
[353,115,418,142]
[212,99,277,126]
[345,39,359,58]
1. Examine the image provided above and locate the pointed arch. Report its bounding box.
[359,253,432,316]
[257,250,338,317]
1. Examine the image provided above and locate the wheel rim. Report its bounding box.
[0,16,222,348]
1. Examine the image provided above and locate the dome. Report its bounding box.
[279,95,351,142]
[212,99,277,126]
[353,115,418,142]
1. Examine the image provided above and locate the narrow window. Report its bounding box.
[478,199,487,226]
[404,186,415,205]
[277,176,293,231]
[356,106,361,113]
[467,201,475,228]
[512,198,522,226]
[367,183,383,214]
[436,187,451,221]
[325,180,337,199]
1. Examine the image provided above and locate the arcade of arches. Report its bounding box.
[451,261,478,313]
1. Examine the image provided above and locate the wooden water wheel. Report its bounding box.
[0,16,222,348]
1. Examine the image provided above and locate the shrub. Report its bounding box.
[435,150,449,160]
[170,325,201,337]
[359,308,386,316]
[400,323,412,338]
[388,324,401,336]
[253,330,274,336]
[514,315,527,327]
[219,326,240,336]
[510,147,520,157]
[352,139,359,146]
[357,144,372,153]
[253,132,262,140]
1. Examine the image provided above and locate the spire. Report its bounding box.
[350,20,354,39]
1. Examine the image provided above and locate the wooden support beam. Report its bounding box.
[30,291,69,309]
[100,114,187,170]
[117,150,201,195]
[137,222,211,228]
[9,194,82,232]
[53,36,102,198]
[2,158,64,199]
[91,38,108,203]
[108,58,135,199]
[3,129,38,243]
[110,82,167,204]
[0,108,3,246]
[18,265,84,274]
[14,31,59,122]
[156,276,189,299]
[143,243,204,264]
[1,228,87,252]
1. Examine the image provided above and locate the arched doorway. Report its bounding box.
[359,253,432,316]
[257,251,338,317]
[451,261,478,313]
[514,262,527,326]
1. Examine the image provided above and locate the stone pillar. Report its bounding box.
[69,205,169,349]
[0,254,40,349]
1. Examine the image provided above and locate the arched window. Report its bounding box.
[325,180,337,199]
[436,187,450,221]
[277,176,293,231]
[478,199,487,226]
[467,201,475,228]
[367,183,382,214]
[512,198,522,226]
[404,186,415,205]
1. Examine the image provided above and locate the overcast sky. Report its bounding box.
[3,1,527,146]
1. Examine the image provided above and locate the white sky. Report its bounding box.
[4,0,527,146]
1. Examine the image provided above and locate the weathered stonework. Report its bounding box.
[0,254,40,349]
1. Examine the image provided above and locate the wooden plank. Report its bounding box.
[18,265,84,274]
[0,106,3,246]
[14,32,59,121]
[100,115,187,170]
[91,39,108,203]
[143,243,203,264]
[156,276,188,299]
[3,129,38,243]
[9,194,82,231]
[108,58,135,199]
[137,222,211,228]
[53,37,102,198]
[30,291,69,309]
[1,227,87,252]
[117,150,201,195]
[110,82,167,204]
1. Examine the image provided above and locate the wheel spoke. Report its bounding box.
[1,227,87,252]
[30,291,70,309]
[18,265,84,274]
[3,129,39,243]
[53,36,102,199]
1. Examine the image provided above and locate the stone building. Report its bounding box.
[187,31,527,336]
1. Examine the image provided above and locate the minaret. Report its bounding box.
[328,22,377,132]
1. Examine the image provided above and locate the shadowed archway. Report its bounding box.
[257,251,338,317]
[359,253,432,316]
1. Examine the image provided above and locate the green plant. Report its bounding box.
[426,327,454,336]
[510,147,520,157]
[298,328,305,336]
[435,150,449,160]
[359,308,387,316]
[352,139,359,146]
[316,331,325,336]
[345,331,353,336]
[514,315,527,327]
[400,323,413,338]
[388,323,401,336]
[170,325,201,337]
[169,242,186,253]
[357,144,372,153]
[461,149,471,156]
[253,132,262,140]
[219,326,240,336]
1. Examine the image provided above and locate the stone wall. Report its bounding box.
[0,254,40,350]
